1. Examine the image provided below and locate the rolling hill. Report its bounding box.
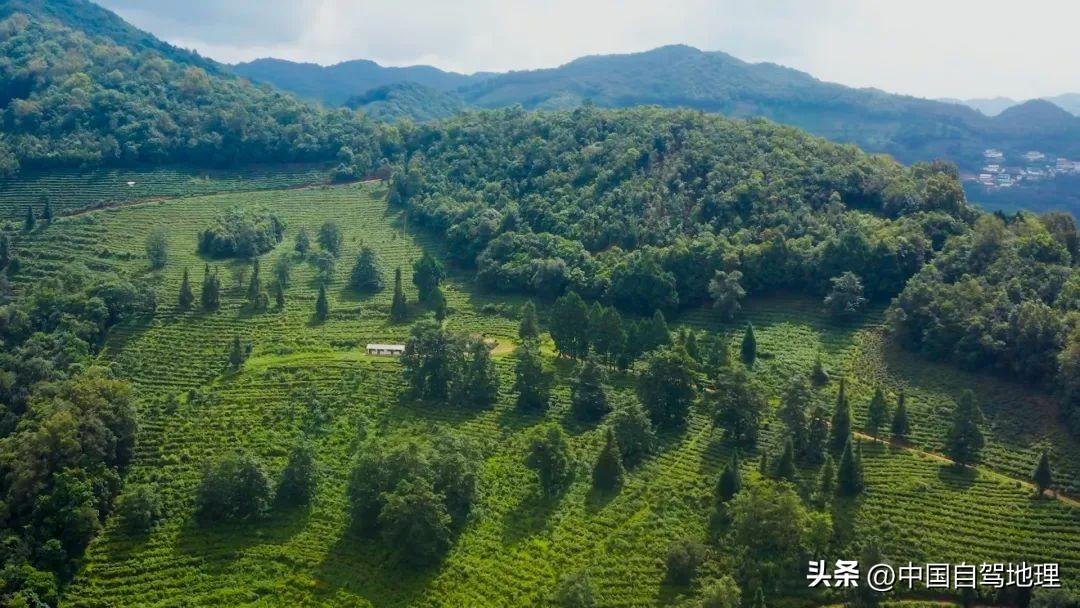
[235,45,1080,174]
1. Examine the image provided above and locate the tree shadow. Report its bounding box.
[585,483,621,514]
[312,532,439,608]
[936,461,978,491]
[172,507,310,574]
[501,489,562,547]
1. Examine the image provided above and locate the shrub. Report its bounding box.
[194,452,272,524]
[117,483,163,532]
[197,207,285,258]
[665,538,707,585]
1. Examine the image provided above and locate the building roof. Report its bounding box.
[366,343,405,350]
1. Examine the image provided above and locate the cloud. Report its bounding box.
[96,0,1080,100]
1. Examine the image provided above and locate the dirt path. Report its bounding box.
[852,430,1080,508]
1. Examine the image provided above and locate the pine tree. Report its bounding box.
[829,378,851,453]
[178,268,195,309]
[295,227,311,255]
[514,340,550,412]
[550,292,590,359]
[228,335,246,370]
[201,266,221,310]
[593,306,627,367]
[430,286,447,322]
[866,387,888,437]
[818,454,835,498]
[806,405,829,464]
[1032,449,1053,497]
[891,391,910,441]
[945,390,985,466]
[315,284,329,321]
[643,309,670,353]
[811,354,829,386]
[390,267,407,322]
[758,452,769,475]
[274,281,285,309]
[740,323,757,366]
[412,251,444,304]
[571,357,610,422]
[518,300,540,341]
[774,438,796,481]
[23,205,35,232]
[836,438,863,496]
[779,375,811,456]
[715,452,742,503]
[453,339,499,410]
[0,231,10,269]
[247,259,262,305]
[41,197,53,224]
[350,245,384,292]
[752,588,766,608]
[592,428,625,492]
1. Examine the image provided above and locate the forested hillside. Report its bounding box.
[0,8,387,174]
[385,106,971,311]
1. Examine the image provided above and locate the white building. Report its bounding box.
[366,343,405,356]
[1024,151,1045,162]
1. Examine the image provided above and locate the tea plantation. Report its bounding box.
[6,181,1078,607]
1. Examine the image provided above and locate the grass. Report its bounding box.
[7,180,1077,606]
[0,163,332,221]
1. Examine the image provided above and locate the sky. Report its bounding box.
[97,0,1080,101]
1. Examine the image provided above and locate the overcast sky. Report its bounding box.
[97,0,1079,101]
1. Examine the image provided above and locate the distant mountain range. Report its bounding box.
[940,94,1080,117]
[232,45,1080,171]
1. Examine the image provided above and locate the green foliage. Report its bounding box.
[246,259,262,306]
[513,340,551,412]
[390,267,408,322]
[273,255,292,289]
[823,271,866,316]
[778,375,811,457]
[200,266,221,310]
[314,284,329,321]
[518,300,540,341]
[346,431,478,563]
[228,335,247,370]
[865,387,888,437]
[402,321,458,401]
[197,207,285,258]
[194,452,272,524]
[709,270,745,321]
[412,252,444,304]
[818,454,835,499]
[1033,449,1053,496]
[836,439,864,496]
[145,227,168,269]
[276,443,318,509]
[664,538,707,585]
[715,452,742,504]
[710,368,765,446]
[728,479,814,592]
[700,575,742,608]
[178,267,194,309]
[570,357,610,422]
[551,570,596,608]
[525,424,574,499]
[637,346,696,429]
[550,292,590,359]
[740,323,757,366]
[607,400,656,467]
[590,304,626,367]
[23,204,35,232]
[349,245,384,292]
[945,390,985,465]
[117,483,163,533]
[450,338,499,410]
[810,355,829,386]
[591,428,625,492]
[891,391,911,441]
[829,378,852,452]
[317,221,343,256]
[773,438,796,481]
[377,477,452,568]
[294,227,311,255]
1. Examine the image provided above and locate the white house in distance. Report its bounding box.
[366,343,405,356]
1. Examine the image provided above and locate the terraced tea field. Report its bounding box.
[0,164,332,220]
[9,181,1079,606]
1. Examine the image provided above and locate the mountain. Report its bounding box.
[245,45,1080,172]
[937,96,1017,116]
[0,0,385,175]
[232,57,489,106]
[343,82,466,122]
[943,94,1080,117]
